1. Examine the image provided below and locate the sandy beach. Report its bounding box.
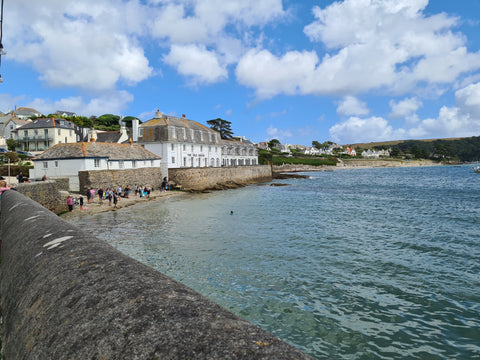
[60,190,185,221]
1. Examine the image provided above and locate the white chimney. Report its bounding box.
[132,119,139,142]
[155,110,163,119]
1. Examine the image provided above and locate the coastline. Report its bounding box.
[61,160,449,220]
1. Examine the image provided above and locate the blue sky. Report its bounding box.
[1,0,480,146]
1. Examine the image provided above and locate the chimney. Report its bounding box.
[132,119,139,142]
[155,110,162,119]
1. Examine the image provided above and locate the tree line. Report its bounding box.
[373,137,480,162]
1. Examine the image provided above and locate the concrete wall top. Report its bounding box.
[0,190,312,360]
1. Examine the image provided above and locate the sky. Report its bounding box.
[1,0,480,146]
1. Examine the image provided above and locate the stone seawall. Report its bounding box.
[0,190,312,359]
[14,178,70,213]
[169,165,272,191]
[79,167,166,194]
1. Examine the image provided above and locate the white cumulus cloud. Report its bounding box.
[337,96,369,116]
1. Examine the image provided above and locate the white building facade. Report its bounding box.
[31,142,163,191]
[138,111,257,168]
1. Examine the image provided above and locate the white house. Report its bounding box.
[138,111,257,168]
[31,141,163,191]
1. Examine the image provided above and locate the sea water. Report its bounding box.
[72,165,480,359]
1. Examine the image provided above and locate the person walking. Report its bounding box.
[79,196,84,211]
[98,187,104,203]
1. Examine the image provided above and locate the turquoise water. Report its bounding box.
[72,166,480,359]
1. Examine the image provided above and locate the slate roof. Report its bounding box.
[96,131,123,143]
[12,118,74,131]
[7,118,31,126]
[141,115,215,133]
[33,142,161,161]
[9,107,43,117]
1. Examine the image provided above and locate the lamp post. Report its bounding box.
[0,0,5,83]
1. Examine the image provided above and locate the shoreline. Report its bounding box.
[60,190,186,221]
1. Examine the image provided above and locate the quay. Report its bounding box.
[0,190,312,359]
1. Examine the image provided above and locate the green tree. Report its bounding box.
[122,116,142,128]
[97,114,121,127]
[389,146,401,158]
[207,118,234,139]
[6,138,17,151]
[267,139,281,150]
[312,141,322,149]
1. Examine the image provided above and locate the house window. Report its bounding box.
[183,144,186,151]
[58,129,61,135]
[54,161,59,168]
[200,145,203,152]
[172,157,175,164]
[183,157,186,166]
[24,130,28,137]
[171,127,176,138]
[151,160,154,166]
[171,143,174,151]
[119,160,124,169]
[43,161,48,169]
[70,130,72,136]
[191,145,194,151]
[34,129,38,135]
[132,160,136,168]
[94,159,100,168]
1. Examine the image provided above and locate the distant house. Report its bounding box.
[12,118,79,152]
[4,117,31,139]
[7,107,43,120]
[31,142,163,191]
[55,110,77,117]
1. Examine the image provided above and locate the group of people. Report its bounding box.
[67,182,170,212]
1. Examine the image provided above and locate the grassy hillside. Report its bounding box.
[348,137,465,148]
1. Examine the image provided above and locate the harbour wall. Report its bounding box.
[78,167,167,194]
[0,190,312,359]
[168,165,272,191]
[14,178,70,213]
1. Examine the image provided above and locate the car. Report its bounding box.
[17,150,34,157]
[0,148,8,153]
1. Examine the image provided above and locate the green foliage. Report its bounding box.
[0,164,33,176]
[267,139,281,149]
[95,124,120,131]
[122,116,142,127]
[97,114,121,128]
[312,140,334,149]
[258,149,273,165]
[272,156,337,167]
[6,138,17,151]
[5,152,18,163]
[207,118,234,139]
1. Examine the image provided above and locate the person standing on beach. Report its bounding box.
[98,187,104,203]
[79,196,84,211]
[67,195,74,212]
[86,188,92,204]
[113,193,119,208]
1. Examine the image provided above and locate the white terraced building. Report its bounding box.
[137,111,258,168]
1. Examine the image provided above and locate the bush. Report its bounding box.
[5,152,18,163]
[272,156,337,167]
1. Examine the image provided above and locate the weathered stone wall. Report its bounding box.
[0,190,312,360]
[14,178,70,213]
[78,167,166,194]
[168,165,272,191]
